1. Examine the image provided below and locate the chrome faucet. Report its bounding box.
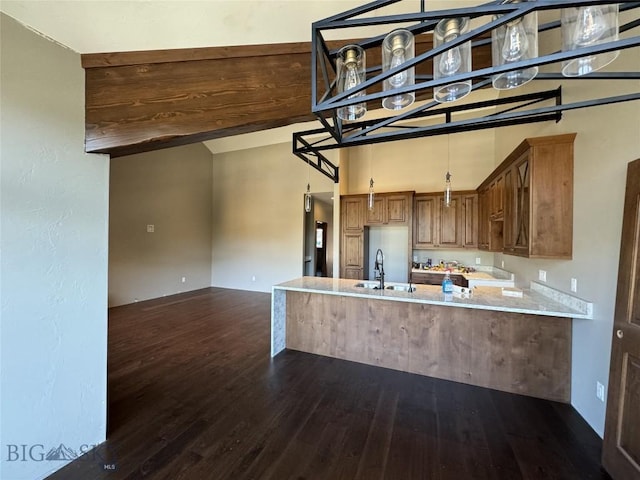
[374,248,385,290]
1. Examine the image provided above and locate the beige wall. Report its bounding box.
[109,143,214,307]
[343,128,496,194]
[491,43,640,436]
[1,14,109,480]
[211,143,336,292]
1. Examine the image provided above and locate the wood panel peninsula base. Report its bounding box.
[272,278,594,403]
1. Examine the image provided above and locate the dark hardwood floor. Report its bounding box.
[47,287,610,480]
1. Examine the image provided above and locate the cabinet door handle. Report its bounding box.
[616,329,624,339]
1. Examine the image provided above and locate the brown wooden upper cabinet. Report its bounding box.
[366,192,412,225]
[414,192,477,249]
[489,174,504,220]
[479,133,576,259]
[340,191,413,279]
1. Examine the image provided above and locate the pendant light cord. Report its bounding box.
[447,134,451,175]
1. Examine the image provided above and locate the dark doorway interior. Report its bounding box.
[315,221,328,277]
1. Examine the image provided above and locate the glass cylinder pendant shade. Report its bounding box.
[382,29,415,110]
[561,5,619,77]
[304,184,312,213]
[336,45,367,121]
[444,172,452,207]
[491,1,538,90]
[433,18,472,103]
[368,178,375,210]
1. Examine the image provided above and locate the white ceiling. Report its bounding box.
[0,0,481,54]
[0,0,485,154]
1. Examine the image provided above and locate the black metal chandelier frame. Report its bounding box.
[293,0,640,183]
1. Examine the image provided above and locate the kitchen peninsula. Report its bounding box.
[271,277,592,403]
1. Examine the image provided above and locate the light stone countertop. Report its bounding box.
[273,277,592,319]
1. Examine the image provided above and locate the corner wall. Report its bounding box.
[211,143,335,292]
[1,14,109,480]
[108,144,214,307]
[493,43,640,436]
[344,129,496,194]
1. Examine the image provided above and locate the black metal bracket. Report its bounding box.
[295,0,640,183]
[293,135,339,183]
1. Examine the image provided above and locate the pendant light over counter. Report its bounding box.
[561,4,620,77]
[382,29,415,110]
[328,0,624,115]
[444,135,452,208]
[367,145,375,211]
[433,17,472,103]
[294,0,637,184]
[336,45,367,121]
[304,158,312,213]
[492,0,539,90]
[368,178,375,211]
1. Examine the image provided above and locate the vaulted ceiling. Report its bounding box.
[0,0,482,155]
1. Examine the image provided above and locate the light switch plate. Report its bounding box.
[571,278,577,292]
[539,270,547,282]
[596,382,605,402]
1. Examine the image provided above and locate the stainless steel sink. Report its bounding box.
[386,284,416,292]
[354,282,380,289]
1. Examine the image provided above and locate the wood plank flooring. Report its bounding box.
[46,287,610,480]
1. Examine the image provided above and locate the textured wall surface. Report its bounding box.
[0,14,109,480]
[492,35,640,436]
[211,142,335,293]
[109,144,213,307]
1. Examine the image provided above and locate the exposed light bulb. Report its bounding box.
[501,19,529,62]
[342,49,365,120]
[388,35,408,87]
[439,45,462,76]
[438,20,462,76]
[368,178,375,211]
[573,6,606,46]
[382,29,415,111]
[444,172,452,208]
[305,183,312,213]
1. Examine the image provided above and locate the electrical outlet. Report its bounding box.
[596,382,605,402]
[475,257,481,265]
[146,224,155,233]
[413,255,418,262]
[501,260,505,268]
[539,270,547,282]
[571,278,577,292]
[181,276,186,283]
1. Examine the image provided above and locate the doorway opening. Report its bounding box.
[303,192,334,277]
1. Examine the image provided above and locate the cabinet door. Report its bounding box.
[462,194,478,248]
[513,154,530,255]
[343,196,365,231]
[496,174,504,217]
[439,196,462,248]
[503,167,515,252]
[478,188,489,250]
[343,233,364,269]
[489,174,504,219]
[387,194,409,224]
[414,195,437,248]
[344,267,363,280]
[365,196,385,224]
[410,272,428,284]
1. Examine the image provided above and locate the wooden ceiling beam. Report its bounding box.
[82,39,491,157]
